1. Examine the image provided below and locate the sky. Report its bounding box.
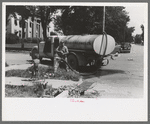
[123,5,146,36]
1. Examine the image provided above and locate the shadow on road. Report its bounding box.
[97,69,125,76]
[83,69,125,79]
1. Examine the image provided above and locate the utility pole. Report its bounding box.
[124,26,125,42]
[103,6,105,32]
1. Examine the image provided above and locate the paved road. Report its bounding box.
[83,44,144,98]
[5,44,144,98]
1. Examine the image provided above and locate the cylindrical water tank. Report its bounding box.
[60,34,115,55]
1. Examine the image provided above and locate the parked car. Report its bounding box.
[111,42,121,54]
[120,42,131,53]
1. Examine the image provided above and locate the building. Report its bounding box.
[6,14,52,39]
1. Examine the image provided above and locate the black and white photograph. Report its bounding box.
[2,2,148,121]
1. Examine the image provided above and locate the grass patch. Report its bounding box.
[5,85,37,97]
[5,66,80,81]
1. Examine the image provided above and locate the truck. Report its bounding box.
[30,34,115,71]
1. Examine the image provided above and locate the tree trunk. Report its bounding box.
[43,25,47,41]
[21,17,25,49]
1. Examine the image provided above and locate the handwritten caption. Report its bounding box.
[70,99,84,103]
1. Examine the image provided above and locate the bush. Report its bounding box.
[26,37,33,43]
[6,33,20,44]
[32,38,39,43]
[22,37,43,43]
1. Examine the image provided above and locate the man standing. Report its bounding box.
[30,53,40,80]
[54,40,69,73]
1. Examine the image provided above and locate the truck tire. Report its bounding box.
[67,53,79,70]
[31,48,38,60]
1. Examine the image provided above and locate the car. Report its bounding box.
[120,42,131,53]
[111,42,121,54]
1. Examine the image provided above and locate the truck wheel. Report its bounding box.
[67,54,78,70]
[31,49,38,60]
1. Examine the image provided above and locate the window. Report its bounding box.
[19,20,22,27]
[19,30,21,37]
[14,30,18,35]
[36,24,39,30]
[30,22,32,28]
[37,19,40,23]
[14,19,17,26]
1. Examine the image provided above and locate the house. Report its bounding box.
[6,14,52,39]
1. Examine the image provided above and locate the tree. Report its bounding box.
[141,24,144,41]
[57,6,100,35]
[135,34,142,44]
[33,6,64,41]
[6,6,16,26]
[54,6,134,43]
[105,6,130,42]
[125,26,135,43]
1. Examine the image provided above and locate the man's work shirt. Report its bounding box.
[55,46,69,59]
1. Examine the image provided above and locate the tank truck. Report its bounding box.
[30,34,115,70]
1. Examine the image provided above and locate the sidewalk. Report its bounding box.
[5,64,31,71]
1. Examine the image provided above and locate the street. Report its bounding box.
[5,44,144,98]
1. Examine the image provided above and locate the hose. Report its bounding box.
[56,57,97,76]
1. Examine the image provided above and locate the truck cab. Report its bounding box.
[30,37,60,62]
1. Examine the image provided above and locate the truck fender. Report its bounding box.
[31,46,38,54]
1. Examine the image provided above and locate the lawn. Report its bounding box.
[5,66,80,81]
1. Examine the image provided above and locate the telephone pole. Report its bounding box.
[103,6,105,32]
